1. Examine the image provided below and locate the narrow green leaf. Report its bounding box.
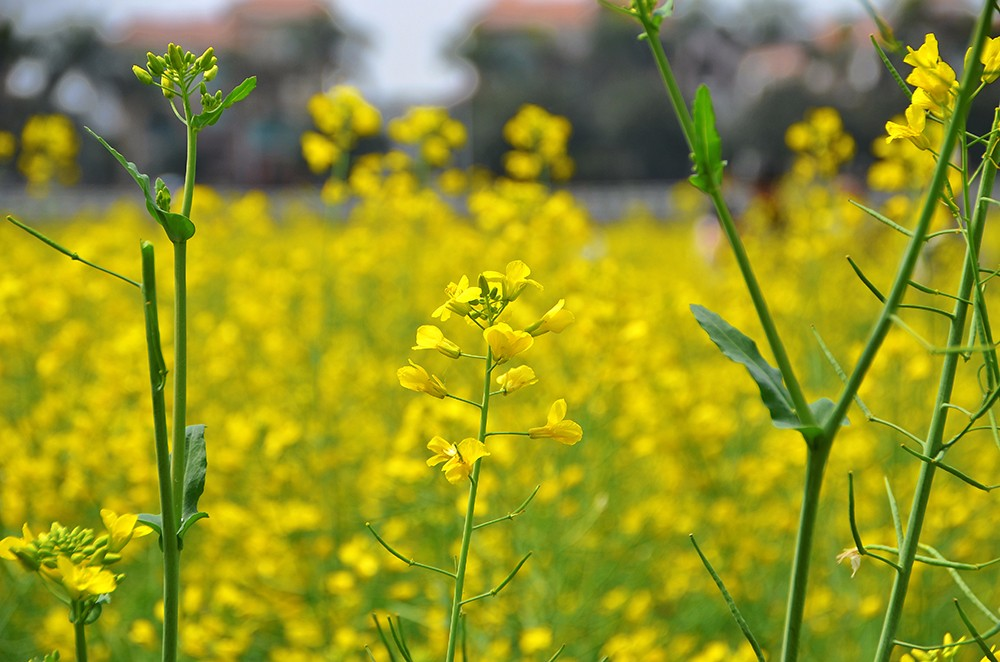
[191,76,257,131]
[182,424,208,521]
[85,127,196,241]
[178,512,208,541]
[688,85,724,193]
[689,534,766,661]
[137,513,163,537]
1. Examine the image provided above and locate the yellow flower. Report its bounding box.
[903,34,956,117]
[397,360,448,398]
[426,436,490,484]
[527,299,575,336]
[432,275,481,321]
[301,131,340,174]
[496,365,538,395]
[529,399,583,445]
[483,322,533,364]
[0,130,15,161]
[0,523,38,570]
[101,509,152,554]
[483,260,542,302]
[981,36,1000,83]
[42,555,118,601]
[885,104,929,150]
[412,325,461,359]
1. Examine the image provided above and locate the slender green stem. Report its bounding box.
[140,242,180,662]
[74,616,88,662]
[170,240,188,524]
[636,12,814,431]
[444,347,493,662]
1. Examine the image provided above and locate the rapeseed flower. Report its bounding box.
[432,275,481,321]
[412,325,462,359]
[529,399,583,445]
[980,36,1000,83]
[397,360,448,398]
[526,299,575,336]
[483,322,533,363]
[482,260,541,302]
[903,34,957,117]
[496,365,538,395]
[426,436,490,484]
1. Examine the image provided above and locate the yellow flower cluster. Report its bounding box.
[1,511,150,624]
[388,106,467,169]
[502,103,574,181]
[784,107,855,180]
[15,114,80,195]
[301,85,382,180]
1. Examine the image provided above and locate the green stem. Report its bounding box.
[140,242,180,662]
[873,41,999,662]
[444,347,493,662]
[74,616,88,662]
[779,440,831,661]
[170,240,188,523]
[637,13,813,430]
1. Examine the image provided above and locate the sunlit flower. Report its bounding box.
[885,104,930,150]
[432,275,481,321]
[496,365,538,395]
[412,325,461,359]
[836,547,862,578]
[483,323,533,363]
[981,36,1000,83]
[527,299,575,336]
[529,399,583,445]
[397,360,448,398]
[0,523,38,570]
[483,260,542,302]
[426,436,490,484]
[42,555,118,601]
[101,509,152,554]
[903,33,956,117]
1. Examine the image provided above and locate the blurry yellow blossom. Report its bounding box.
[426,436,490,484]
[483,322,534,363]
[0,130,15,161]
[388,106,466,168]
[527,299,575,336]
[496,365,538,395]
[301,131,339,174]
[981,36,1000,83]
[502,104,574,181]
[412,325,462,359]
[520,625,553,654]
[397,360,448,398]
[432,275,481,321]
[784,107,854,179]
[529,399,583,445]
[17,114,80,194]
[900,633,963,661]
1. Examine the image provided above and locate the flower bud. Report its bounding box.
[168,43,184,72]
[132,65,153,85]
[155,178,171,211]
[196,47,215,70]
[161,75,175,99]
[146,52,165,76]
[203,64,219,82]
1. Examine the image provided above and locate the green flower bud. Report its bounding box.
[103,552,122,564]
[132,65,153,85]
[168,43,184,72]
[161,74,175,99]
[154,178,171,211]
[203,64,219,82]
[146,52,165,76]
[196,46,215,70]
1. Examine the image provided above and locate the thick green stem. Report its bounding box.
[444,348,493,662]
[74,616,88,662]
[873,56,998,662]
[779,440,832,661]
[170,240,188,524]
[140,242,180,662]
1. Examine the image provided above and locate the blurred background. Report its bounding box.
[0,0,988,197]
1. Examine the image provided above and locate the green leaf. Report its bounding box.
[691,305,847,433]
[178,511,209,541]
[182,424,208,521]
[84,127,195,242]
[191,76,256,131]
[136,513,163,537]
[688,85,724,193]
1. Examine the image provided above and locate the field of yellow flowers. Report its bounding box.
[2,96,1000,661]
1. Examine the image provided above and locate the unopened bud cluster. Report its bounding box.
[132,43,219,102]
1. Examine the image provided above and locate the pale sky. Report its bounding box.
[0,0,909,106]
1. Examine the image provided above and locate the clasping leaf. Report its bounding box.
[689,85,725,193]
